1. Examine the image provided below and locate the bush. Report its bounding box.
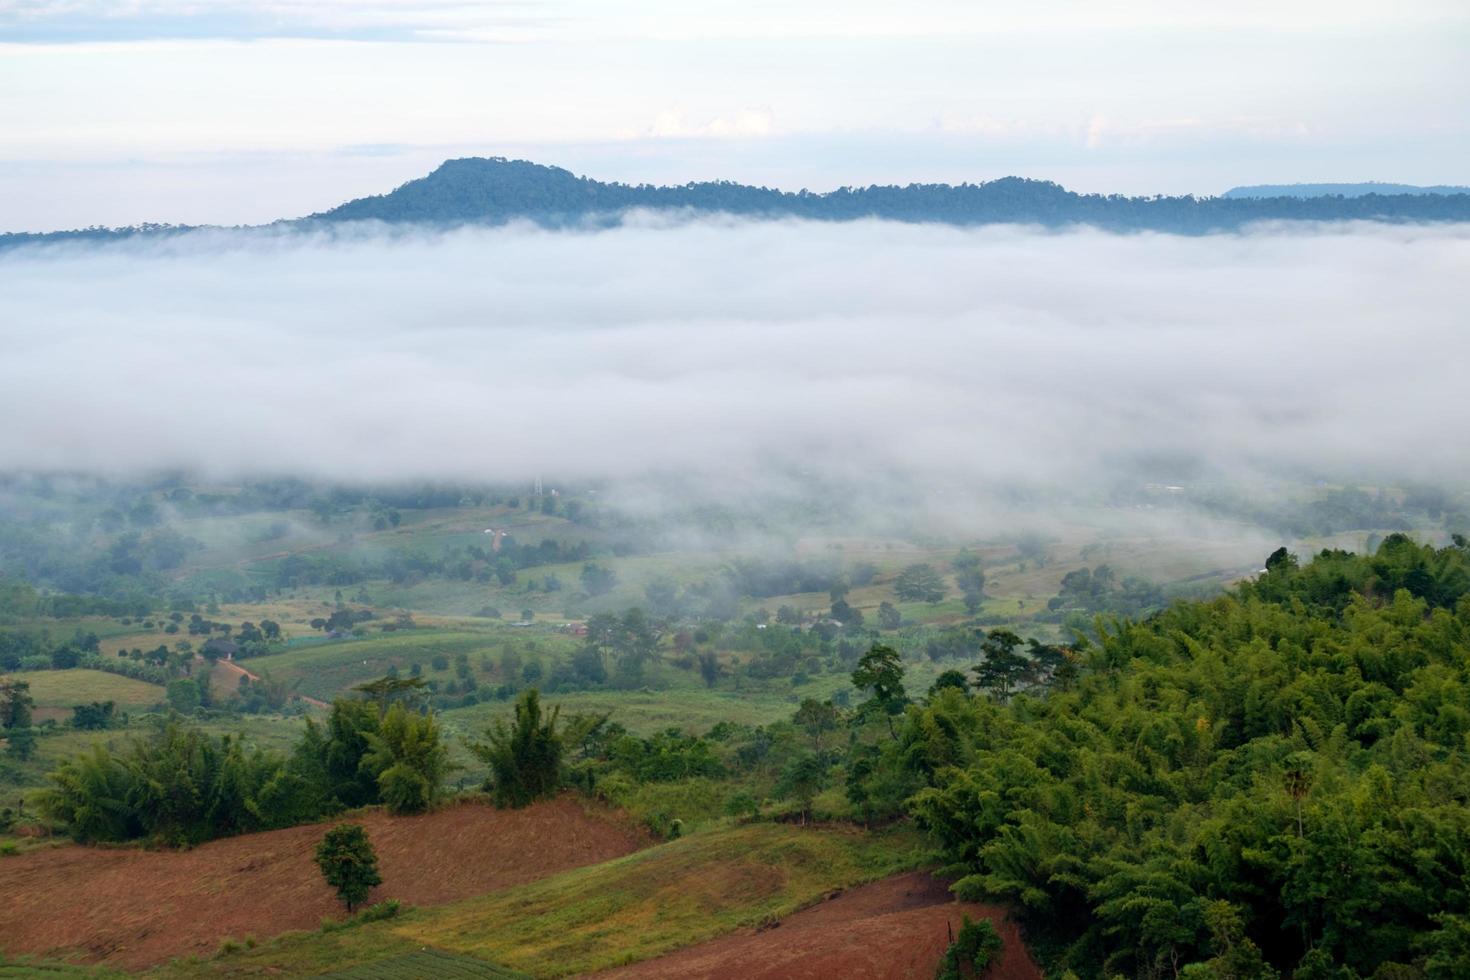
[935,917,1003,979]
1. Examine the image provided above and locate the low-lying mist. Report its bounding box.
[2,216,1467,539]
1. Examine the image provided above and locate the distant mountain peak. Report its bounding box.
[1223,181,1470,199]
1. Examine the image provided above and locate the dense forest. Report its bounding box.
[6,157,1470,249]
[901,535,1470,978]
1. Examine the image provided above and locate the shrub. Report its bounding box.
[935,917,1003,979]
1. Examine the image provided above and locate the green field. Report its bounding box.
[242,630,521,701]
[4,670,164,711]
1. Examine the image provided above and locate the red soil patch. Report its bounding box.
[0,796,649,970]
[596,871,1043,980]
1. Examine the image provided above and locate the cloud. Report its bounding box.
[1,218,1466,506]
[640,107,775,140]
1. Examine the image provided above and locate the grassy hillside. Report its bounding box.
[149,823,927,978]
[6,669,163,711]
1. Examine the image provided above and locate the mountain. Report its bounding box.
[310,157,1470,233]
[5,158,1470,249]
[1223,182,1470,199]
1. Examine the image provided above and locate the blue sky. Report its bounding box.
[2,1,1467,230]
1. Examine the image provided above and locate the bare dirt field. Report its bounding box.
[0,797,648,971]
[594,871,1042,980]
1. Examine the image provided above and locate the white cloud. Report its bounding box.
[639,107,774,140]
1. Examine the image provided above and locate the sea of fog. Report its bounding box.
[2,217,1466,497]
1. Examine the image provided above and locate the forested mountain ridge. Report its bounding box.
[5,157,1470,248]
[311,157,1470,232]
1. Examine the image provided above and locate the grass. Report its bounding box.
[0,958,128,978]
[3,670,164,711]
[400,822,928,976]
[241,630,514,701]
[316,950,530,979]
[152,822,928,978]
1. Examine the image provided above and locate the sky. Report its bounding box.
[2,0,1468,231]
[3,218,1467,503]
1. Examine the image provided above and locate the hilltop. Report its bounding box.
[1223,181,1470,199]
[4,157,1470,249]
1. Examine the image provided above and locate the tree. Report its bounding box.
[973,629,1030,702]
[935,916,1003,980]
[877,601,902,630]
[955,564,986,615]
[315,824,382,913]
[929,669,970,697]
[361,703,449,814]
[3,681,36,764]
[470,689,563,808]
[166,678,202,714]
[697,650,723,688]
[895,563,947,603]
[778,753,826,824]
[793,698,840,754]
[580,562,617,597]
[71,701,116,730]
[852,644,907,737]
[0,679,34,730]
[352,675,427,713]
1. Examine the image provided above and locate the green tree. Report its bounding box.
[1,678,35,758]
[877,601,902,630]
[956,566,986,615]
[469,689,564,808]
[361,703,449,814]
[972,629,1029,702]
[852,644,907,738]
[315,823,382,913]
[793,697,840,753]
[0,679,34,730]
[778,753,826,824]
[935,916,1003,979]
[895,563,947,603]
[166,678,202,714]
[352,675,427,713]
[580,562,617,597]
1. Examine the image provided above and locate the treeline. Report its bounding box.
[270,537,591,590]
[40,689,447,846]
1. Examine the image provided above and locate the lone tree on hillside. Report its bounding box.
[315,823,382,913]
[470,688,564,808]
